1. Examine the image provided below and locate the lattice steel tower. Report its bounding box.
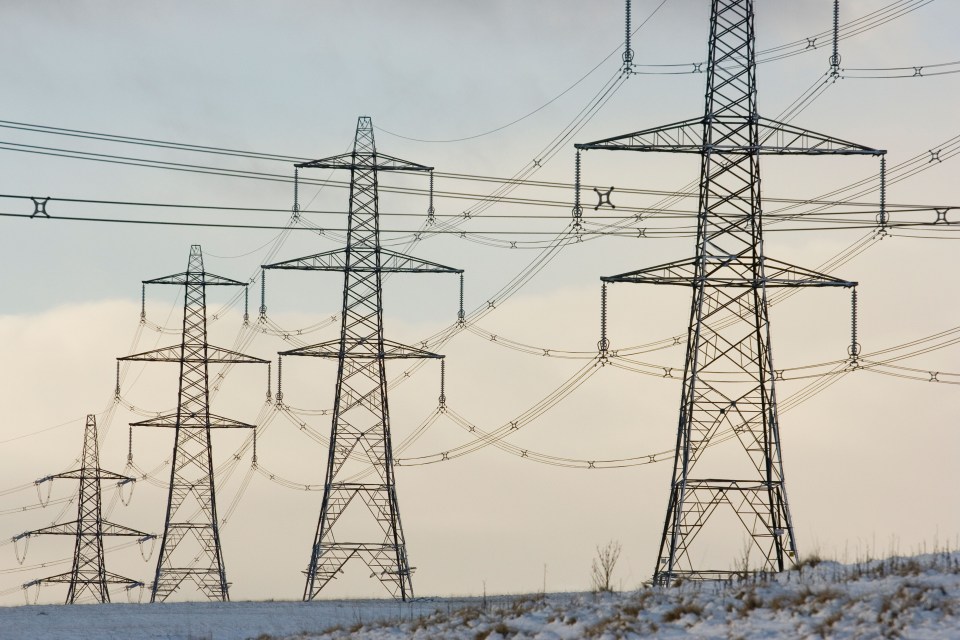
[577,0,884,584]
[264,116,461,601]
[16,415,152,604]
[119,245,267,601]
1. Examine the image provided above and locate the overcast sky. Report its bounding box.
[1,0,958,604]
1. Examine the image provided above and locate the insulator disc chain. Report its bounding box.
[829,0,841,76]
[847,287,861,362]
[598,282,610,360]
[292,167,301,222]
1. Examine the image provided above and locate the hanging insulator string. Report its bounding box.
[259,271,267,320]
[266,362,272,403]
[829,0,841,78]
[243,286,250,325]
[438,359,447,412]
[252,428,258,469]
[457,273,465,326]
[276,356,283,405]
[127,425,133,465]
[622,0,634,75]
[848,287,861,363]
[427,171,436,226]
[572,150,583,236]
[115,362,121,399]
[878,155,888,233]
[598,282,610,360]
[140,283,146,323]
[293,167,301,222]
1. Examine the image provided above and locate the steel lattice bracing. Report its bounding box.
[264,116,461,601]
[16,415,152,604]
[119,245,267,602]
[577,0,884,585]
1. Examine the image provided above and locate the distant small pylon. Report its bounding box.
[15,415,153,604]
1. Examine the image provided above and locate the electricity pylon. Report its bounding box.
[118,245,268,602]
[263,116,462,601]
[16,415,152,604]
[576,0,884,584]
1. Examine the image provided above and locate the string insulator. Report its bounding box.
[427,171,436,226]
[848,287,861,361]
[622,0,634,75]
[243,286,250,325]
[252,428,258,469]
[572,150,583,235]
[259,271,267,320]
[438,359,447,411]
[140,284,146,323]
[115,362,121,400]
[598,282,610,360]
[292,167,301,222]
[829,0,841,77]
[276,356,283,405]
[127,425,133,465]
[266,362,273,403]
[457,273,465,326]
[878,155,888,233]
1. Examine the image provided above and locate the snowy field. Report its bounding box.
[2,552,957,639]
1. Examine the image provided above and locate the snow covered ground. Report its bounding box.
[2,552,957,639]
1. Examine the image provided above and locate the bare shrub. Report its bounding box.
[591,540,622,593]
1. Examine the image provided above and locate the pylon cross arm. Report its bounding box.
[98,522,154,538]
[30,569,143,587]
[297,151,432,173]
[131,412,255,429]
[264,248,461,275]
[280,339,443,360]
[50,468,135,483]
[602,256,856,288]
[19,521,80,537]
[143,272,246,287]
[119,344,268,364]
[576,116,885,156]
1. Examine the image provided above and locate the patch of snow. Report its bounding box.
[2,552,957,640]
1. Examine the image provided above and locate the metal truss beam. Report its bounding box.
[264,248,462,275]
[577,116,884,156]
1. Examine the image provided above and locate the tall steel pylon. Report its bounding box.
[15,415,152,604]
[577,0,885,584]
[263,116,462,601]
[118,245,268,602]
